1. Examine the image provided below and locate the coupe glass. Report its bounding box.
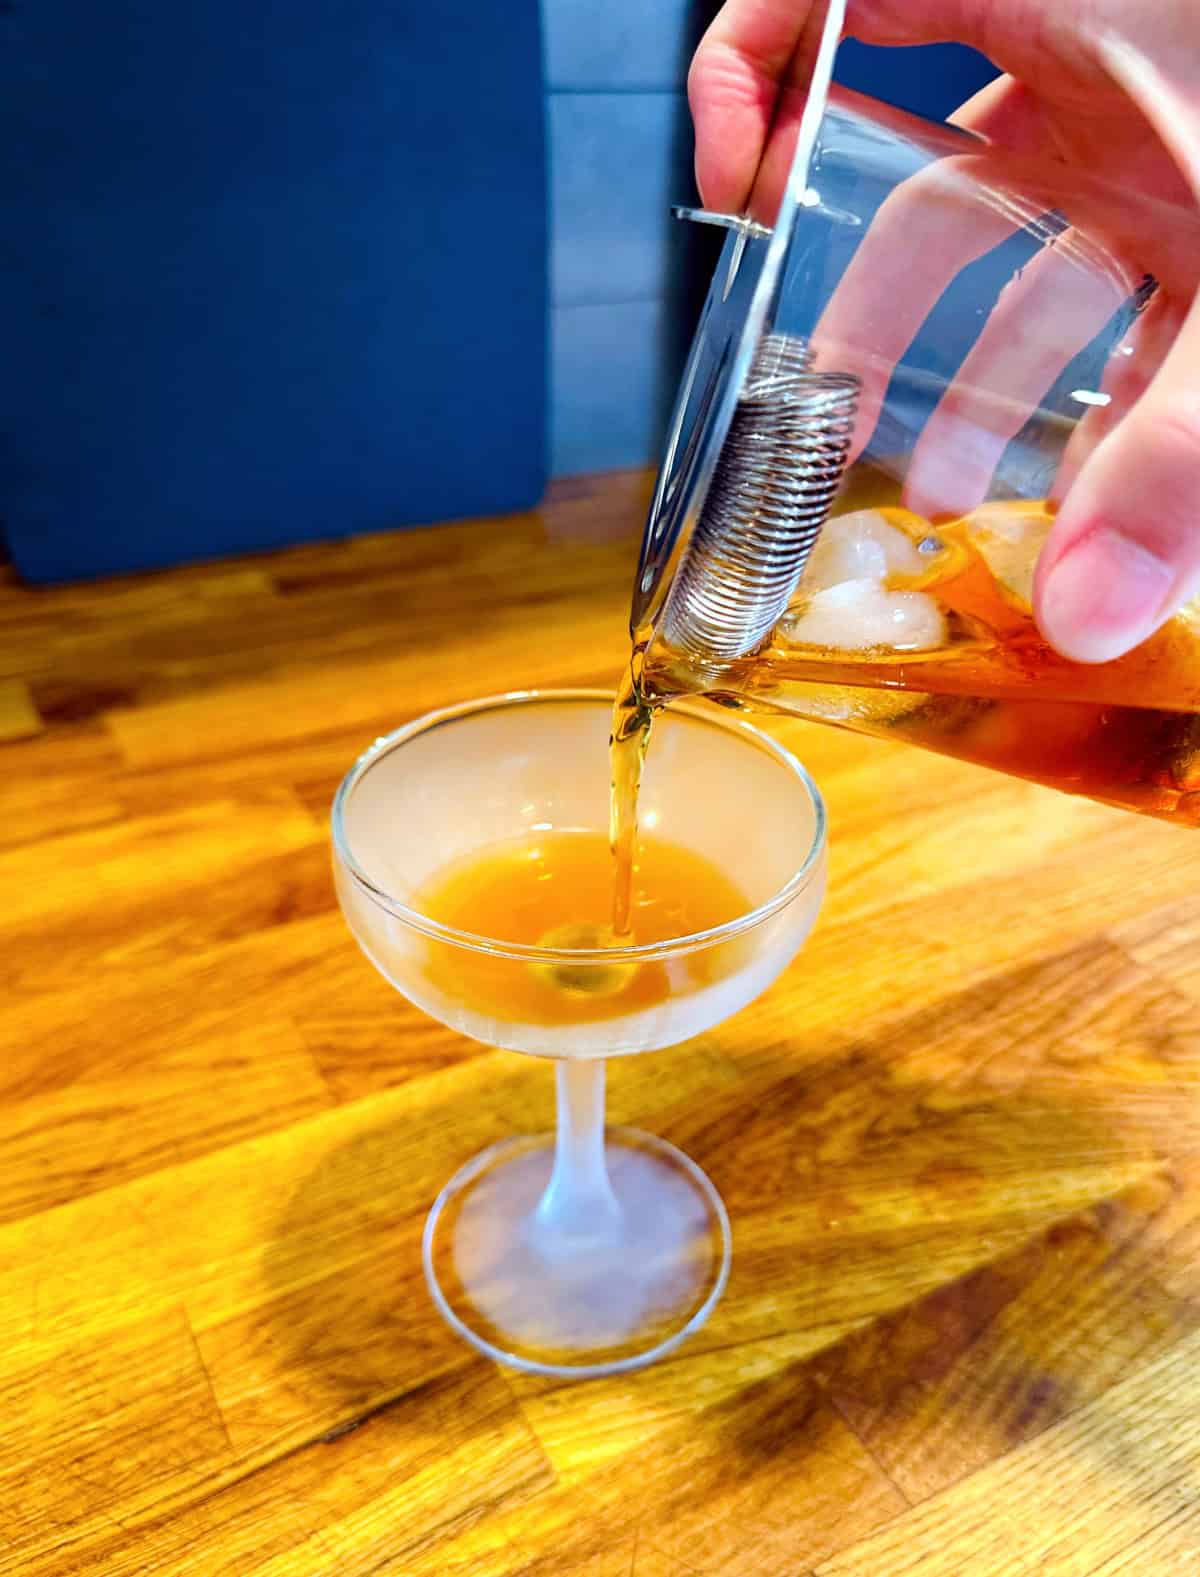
[332,690,826,1378]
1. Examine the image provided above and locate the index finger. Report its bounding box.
[689,0,1075,216]
[688,0,821,212]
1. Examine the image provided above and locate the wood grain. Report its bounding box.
[2,469,1199,1573]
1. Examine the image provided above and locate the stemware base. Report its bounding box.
[422,1126,731,1379]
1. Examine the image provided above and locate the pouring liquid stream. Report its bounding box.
[608,634,656,939]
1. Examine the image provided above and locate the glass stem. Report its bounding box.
[536,1059,620,1239]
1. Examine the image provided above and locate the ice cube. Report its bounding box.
[965,501,1052,612]
[784,578,947,652]
[801,509,927,592]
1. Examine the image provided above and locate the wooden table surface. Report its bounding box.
[3,470,1200,1575]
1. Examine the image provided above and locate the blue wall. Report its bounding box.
[544,2,999,476]
[1,2,547,582]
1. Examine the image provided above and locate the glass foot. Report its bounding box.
[422,1127,731,1379]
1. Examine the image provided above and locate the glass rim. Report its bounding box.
[331,688,827,965]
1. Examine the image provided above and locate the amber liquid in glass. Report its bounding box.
[639,500,1200,828]
[413,828,748,1026]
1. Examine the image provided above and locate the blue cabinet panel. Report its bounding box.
[1,2,547,581]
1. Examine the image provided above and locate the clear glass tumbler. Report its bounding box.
[638,78,1200,825]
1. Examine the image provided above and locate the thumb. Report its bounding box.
[1034,29,1200,664]
[1035,289,1200,663]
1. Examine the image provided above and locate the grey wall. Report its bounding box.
[543,2,711,477]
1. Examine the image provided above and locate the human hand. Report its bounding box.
[689,1,1200,662]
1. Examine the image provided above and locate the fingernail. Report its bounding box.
[1039,525,1173,663]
